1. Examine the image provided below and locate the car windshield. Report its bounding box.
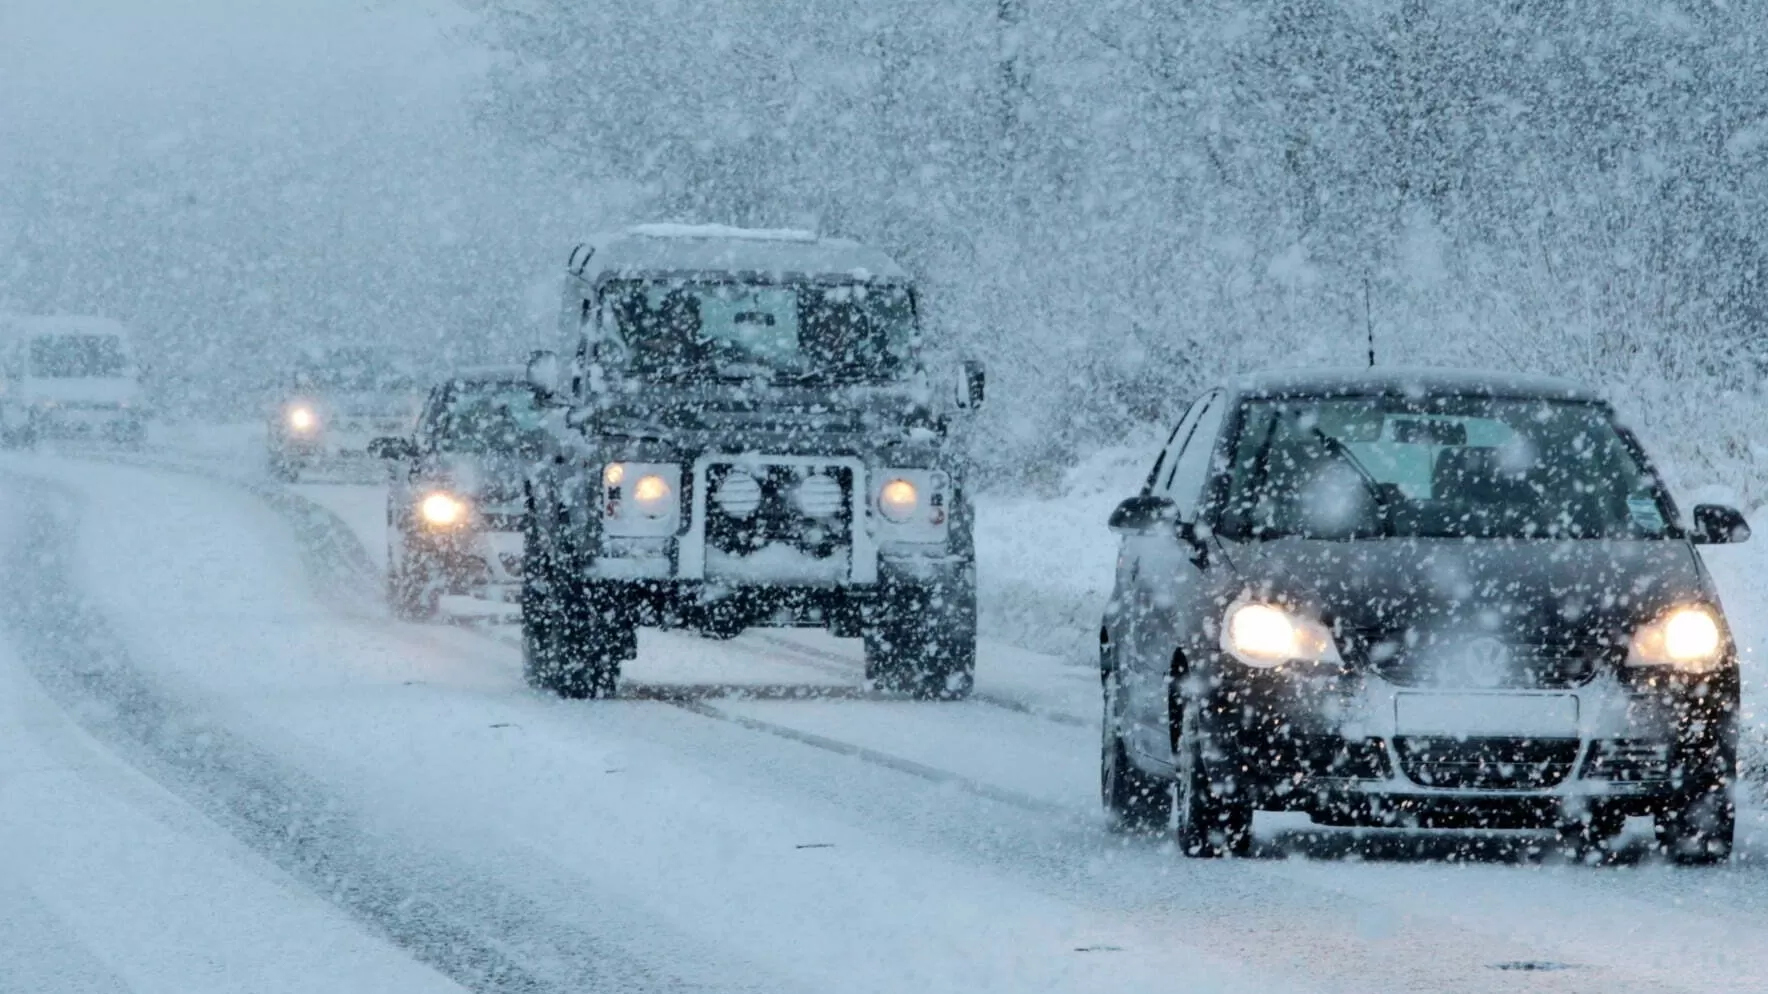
[603,279,916,383]
[30,335,128,378]
[1219,396,1674,541]
[431,381,545,452]
[297,350,416,393]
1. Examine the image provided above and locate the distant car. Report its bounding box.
[371,368,548,619]
[1101,368,1747,863]
[268,346,423,481]
[0,315,147,447]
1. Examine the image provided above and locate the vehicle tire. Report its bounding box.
[863,574,975,701]
[1175,697,1253,858]
[520,517,631,699]
[1101,664,1172,834]
[387,541,441,621]
[1656,736,1736,865]
[268,452,301,482]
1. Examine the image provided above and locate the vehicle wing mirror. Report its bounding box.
[955,359,986,411]
[1692,503,1751,544]
[526,350,562,401]
[368,437,417,460]
[1108,494,1178,534]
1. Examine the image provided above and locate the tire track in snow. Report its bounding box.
[0,470,726,994]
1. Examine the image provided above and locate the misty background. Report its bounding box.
[5,0,1768,495]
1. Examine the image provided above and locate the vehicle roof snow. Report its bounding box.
[568,225,909,284]
[1230,366,1599,403]
[444,364,528,384]
[1,314,130,338]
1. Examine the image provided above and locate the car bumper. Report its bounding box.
[1197,656,1736,820]
[411,528,525,599]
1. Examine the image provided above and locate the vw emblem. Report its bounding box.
[1456,636,1513,688]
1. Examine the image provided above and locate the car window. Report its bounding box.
[1143,397,1205,495]
[1161,391,1225,517]
[1218,396,1674,540]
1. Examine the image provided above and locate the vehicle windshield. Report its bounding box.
[30,335,128,378]
[1219,396,1674,541]
[296,350,416,394]
[602,279,916,383]
[431,381,546,452]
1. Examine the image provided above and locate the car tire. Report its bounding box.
[1175,697,1252,858]
[387,542,441,621]
[1101,666,1172,834]
[520,518,629,700]
[1656,738,1736,865]
[269,453,301,482]
[863,575,975,701]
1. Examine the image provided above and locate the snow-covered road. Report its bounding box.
[5,451,1768,992]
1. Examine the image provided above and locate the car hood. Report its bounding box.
[1224,536,1713,645]
[585,380,941,443]
[436,450,536,506]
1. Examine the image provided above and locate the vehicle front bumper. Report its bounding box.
[1196,655,1736,823]
[411,527,525,601]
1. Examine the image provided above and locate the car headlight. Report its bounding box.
[419,492,469,528]
[1220,600,1341,668]
[1628,606,1724,671]
[878,478,919,522]
[630,473,673,518]
[287,406,318,433]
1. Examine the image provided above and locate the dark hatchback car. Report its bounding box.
[371,368,547,618]
[1101,369,1749,862]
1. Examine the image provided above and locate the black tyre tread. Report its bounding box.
[863,578,976,701]
[1175,699,1252,858]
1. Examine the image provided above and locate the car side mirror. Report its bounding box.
[1109,494,1178,534]
[955,360,985,411]
[368,437,417,460]
[1692,503,1750,544]
[526,350,562,400]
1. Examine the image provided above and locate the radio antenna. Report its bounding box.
[1363,274,1376,368]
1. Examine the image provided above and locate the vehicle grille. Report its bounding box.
[1394,736,1580,790]
[1356,634,1609,690]
[703,463,853,557]
[1582,739,1670,783]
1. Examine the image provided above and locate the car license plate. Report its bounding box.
[1395,693,1578,738]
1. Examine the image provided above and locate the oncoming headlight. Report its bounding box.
[878,478,919,523]
[287,406,318,433]
[419,492,469,528]
[1629,606,1725,672]
[631,473,673,518]
[1220,599,1341,668]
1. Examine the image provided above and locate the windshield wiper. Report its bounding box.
[1309,426,1392,536]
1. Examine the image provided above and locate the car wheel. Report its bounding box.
[268,453,301,482]
[1175,697,1252,858]
[387,542,441,620]
[1656,748,1736,865]
[863,576,975,700]
[520,520,629,700]
[1101,666,1172,834]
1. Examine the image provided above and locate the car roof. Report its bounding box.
[2,315,130,339]
[440,364,528,385]
[1224,366,1601,403]
[568,224,910,284]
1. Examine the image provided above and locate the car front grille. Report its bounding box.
[1355,633,1609,690]
[1394,736,1580,790]
[703,462,853,558]
[1583,739,1670,783]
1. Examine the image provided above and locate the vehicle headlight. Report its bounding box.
[1628,606,1724,671]
[287,406,317,433]
[419,492,469,528]
[630,473,673,518]
[603,462,626,488]
[878,478,919,523]
[1220,600,1341,668]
